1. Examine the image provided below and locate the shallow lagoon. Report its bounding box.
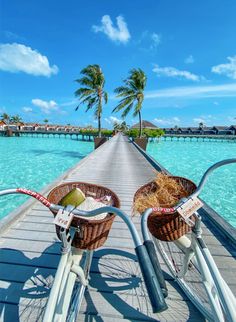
[147,138,236,227]
[0,136,93,219]
[0,136,235,228]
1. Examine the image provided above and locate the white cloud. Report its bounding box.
[0,43,58,77]
[22,107,33,113]
[227,116,236,123]
[145,83,236,99]
[61,99,77,107]
[213,101,219,105]
[184,55,194,64]
[136,31,161,51]
[193,115,215,125]
[150,33,161,48]
[153,64,202,81]
[92,15,130,43]
[105,116,122,124]
[32,99,58,114]
[193,118,205,124]
[153,117,180,126]
[212,56,236,79]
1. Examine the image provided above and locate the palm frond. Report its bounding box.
[133,99,143,117]
[86,97,98,112]
[103,91,108,104]
[112,97,134,113]
[74,64,106,130]
[77,95,94,108]
[75,88,95,97]
[121,102,134,118]
[115,86,134,98]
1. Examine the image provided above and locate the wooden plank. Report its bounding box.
[80,288,205,322]
[0,249,60,268]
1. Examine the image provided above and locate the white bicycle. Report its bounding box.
[141,159,236,322]
[0,186,168,322]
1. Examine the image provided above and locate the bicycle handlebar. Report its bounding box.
[0,187,168,312]
[152,158,236,214]
[0,158,235,313]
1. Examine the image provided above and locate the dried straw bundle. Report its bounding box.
[134,172,189,214]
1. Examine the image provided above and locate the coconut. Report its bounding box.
[59,188,86,207]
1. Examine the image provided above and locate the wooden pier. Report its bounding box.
[0,129,104,141]
[163,134,236,142]
[0,133,235,321]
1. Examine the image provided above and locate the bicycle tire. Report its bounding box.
[153,236,215,321]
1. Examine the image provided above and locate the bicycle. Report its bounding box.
[140,159,236,322]
[0,185,168,322]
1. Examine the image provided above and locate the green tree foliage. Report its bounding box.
[1,114,23,124]
[113,68,147,138]
[113,121,129,132]
[10,115,23,123]
[75,64,108,138]
[126,128,164,139]
[0,113,10,124]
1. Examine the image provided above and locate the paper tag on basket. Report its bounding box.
[53,209,73,229]
[177,197,203,221]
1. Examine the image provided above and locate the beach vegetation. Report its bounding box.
[126,128,164,139]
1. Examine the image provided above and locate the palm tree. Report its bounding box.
[120,121,129,132]
[44,119,49,124]
[10,115,23,124]
[1,113,10,124]
[199,122,204,129]
[113,68,147,138]
[75,64,108,138]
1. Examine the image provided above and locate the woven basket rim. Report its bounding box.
[133,176,197,216]
[47,181,120,223]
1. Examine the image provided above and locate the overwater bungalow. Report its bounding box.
[212,126,235,135]
[35,125,47,131]
[201,127,217,135]
[229,125,236,135]
[56,126,66,131]
[131,120,158,129]
[7,123,23,131]
[163,125,236,136]
[0,120,6,130]
[20,123,39,131]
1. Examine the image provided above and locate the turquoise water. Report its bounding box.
[1,136,236,228]
[0,136,93,219]
[147,139,236,227]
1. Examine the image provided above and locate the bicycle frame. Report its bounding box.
[172,214,236,322]
[43,228,93,322]
[141,208,236,322]
[0,188,168,320]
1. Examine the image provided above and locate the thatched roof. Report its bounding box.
[131,120,157,129]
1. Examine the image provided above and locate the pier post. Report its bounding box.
[6,129,13,137]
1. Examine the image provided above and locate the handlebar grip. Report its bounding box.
[144,240,168,298]
[135,245,168,313]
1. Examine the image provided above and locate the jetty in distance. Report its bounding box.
[0,120,236,141]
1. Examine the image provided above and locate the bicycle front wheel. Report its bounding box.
[153,235,214,321]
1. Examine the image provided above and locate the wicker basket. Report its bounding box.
[47,182,120,250]
[133,176,197,241]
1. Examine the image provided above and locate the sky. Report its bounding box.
[0,0,236,128]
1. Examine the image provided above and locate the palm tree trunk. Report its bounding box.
[138,111,142,138]
[98,114,101,138]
